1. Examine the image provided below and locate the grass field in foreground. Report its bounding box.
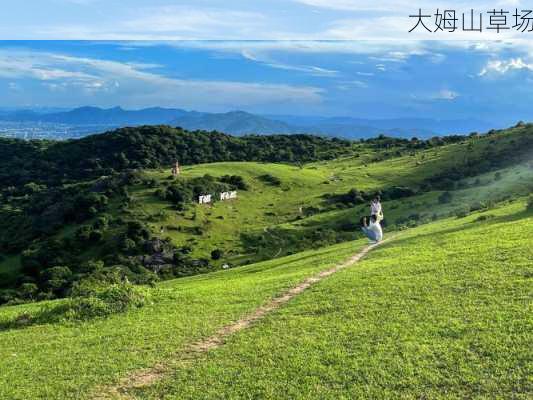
[0,239,367,400]
[133,200,532,400]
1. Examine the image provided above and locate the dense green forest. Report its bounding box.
[0,124,501,188]
[0,126,358,187]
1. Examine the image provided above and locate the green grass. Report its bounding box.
[0,198,530,399]
[0,239,367,399]
[132,200,532,399]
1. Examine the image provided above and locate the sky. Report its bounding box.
[1,1,533,124]
[2,0,533,40]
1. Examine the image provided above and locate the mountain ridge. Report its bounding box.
[0,106,499,139]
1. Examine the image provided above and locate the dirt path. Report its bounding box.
[93,239,387,400]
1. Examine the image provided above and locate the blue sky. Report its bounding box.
[1,40,533,125]
[2,0,533,41]
[1,1,533,124]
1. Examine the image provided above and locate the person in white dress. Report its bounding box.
[370,195,383,223]
[361,215,383,243]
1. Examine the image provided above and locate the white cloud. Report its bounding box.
[293,0,414,12]
[339,80,368,88]
[0,49,323,109]
[241,50,338,76]
[479,57,533,76]
[411,89,460,101]
[0,54,96,81]
[122,6,266,38]
[34,6,269,40]
[435,89,459,100]
[5,0,533,41]
[294,0,529,13]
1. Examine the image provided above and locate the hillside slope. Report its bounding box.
[135,200,532,399]
[0,200,530,399]
[1,124,532,303]
[0,240,369,399]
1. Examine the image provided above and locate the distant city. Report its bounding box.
[0,121,115,140]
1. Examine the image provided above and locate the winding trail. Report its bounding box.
[93,239,389,400]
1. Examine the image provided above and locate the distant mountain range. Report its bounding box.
[0,106,499,139]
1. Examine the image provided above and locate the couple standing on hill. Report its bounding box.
[361,196,383,243]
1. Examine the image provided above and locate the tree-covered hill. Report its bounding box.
[0,126,359,187]
[0,123,532,306]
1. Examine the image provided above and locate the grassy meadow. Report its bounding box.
[0,239,367,399]
[0,199,530,399]
[0,125,531,399]
[133,200,533,400]
[126,141,533,265]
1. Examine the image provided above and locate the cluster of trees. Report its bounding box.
[0,168,225,305]
[362,134,469,150]
[258,174,282,186]
[327,186,417,208]
[0,212,216,306]
[0,173,134,254]
[156,174,247,210]
[0,126,357,188]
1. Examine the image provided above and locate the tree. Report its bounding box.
[211,249,223,260]
[19,283,38,300]
[438,191,453,204]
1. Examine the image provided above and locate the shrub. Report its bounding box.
[475,214,494,222]
[381,186,417,200]
[302,206,320,217]
[120,237,138,253]
[220,175,248,190]
[19,283,38,300]
[65,297,111,320]
[71,281,148,318]
[258,174,281,186]
[93,215,110,230]
[455,209,470,218]
[40,266,73,295]
[126,220,151,242]
[89,230,103,242]
[0,289,19,305]
[438,191,453,204]
[211,249,223,260]
[4,279,150,328]
[470,201,487,212]
[527,195,533,211]
[75,225,92,242]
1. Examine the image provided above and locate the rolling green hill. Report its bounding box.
[0,124,532,304]
[0,121,531,399]
[134,200,533,400]
[0,198,530,399]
